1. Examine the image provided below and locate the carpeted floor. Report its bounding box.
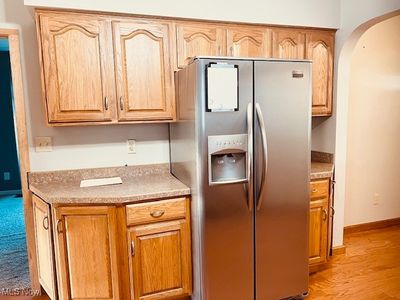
[0,195,30,290]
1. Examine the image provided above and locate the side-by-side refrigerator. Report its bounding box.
[170,57,311,300]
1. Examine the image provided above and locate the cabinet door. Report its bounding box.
[129,219,192,300]
[113,21,175,121]
[176,23,226,68]
[272,29,305,59]
[38,13,115,123]
[227,27,271,58]
[32,195,57,300]
[306,31,334,116]
[53,206,119,300]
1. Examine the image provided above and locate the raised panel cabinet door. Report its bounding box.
[309,199,329,265]
[227,27,271,58]
[176,23,226,68]
[113,21,175,121]
[32,195,57,300]
[53,206,120,300]
[38,12,115,123]
[129,219,192,300]
[306,31,334,116]
[272,28,306,59]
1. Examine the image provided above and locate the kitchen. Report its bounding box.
[0,0,400,300]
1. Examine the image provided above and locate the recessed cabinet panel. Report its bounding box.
[32,195,56,300]
[176,24,226,68]
[227,27,271,58]
[306,32,334,116]
[39,13,114,122]
[113,21,175,121]
[272,29,305,59]
[53,206,119,300]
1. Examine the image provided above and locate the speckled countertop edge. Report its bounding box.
[310,162,334,180]
[29,164,191,205]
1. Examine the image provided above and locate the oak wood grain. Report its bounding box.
[272,28,306,59]
[227,27,272,58]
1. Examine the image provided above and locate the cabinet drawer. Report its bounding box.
[126,197,187,226]
[310,180,329,200]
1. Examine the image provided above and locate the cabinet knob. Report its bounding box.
[312,188,317,193]
[42,215,49,230]
[120,96,124,111]
[104,97,109,111]
[150,210,165,218]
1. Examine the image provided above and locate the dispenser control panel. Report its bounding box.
[208,134,248,185]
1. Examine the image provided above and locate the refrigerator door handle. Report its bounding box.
[246,102,253,211]
[255,103,268,210]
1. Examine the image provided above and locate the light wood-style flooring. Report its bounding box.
[308,225,400,299]
[3,225,399,300]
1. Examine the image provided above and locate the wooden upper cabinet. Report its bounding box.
[38,13,115,123]
[53,206,120,300]
[306,31,334,116]
[176,23,226,68]
[32,195,57,300]
[272,29,305,59]
[113,20,175,121]
[227,27,271,58]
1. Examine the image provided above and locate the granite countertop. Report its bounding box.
[29,164,190,205]
[310,162,334,180]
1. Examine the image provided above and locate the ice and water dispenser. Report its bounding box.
[208,134,248,185]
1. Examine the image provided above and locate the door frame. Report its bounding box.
[0,29,40,292]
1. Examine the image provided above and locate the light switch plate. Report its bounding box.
[127,139,136,154]
[35,136,53,152]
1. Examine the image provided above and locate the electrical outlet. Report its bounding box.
[127,139,136,154]
[373,193,380,206]
[35,137,53,152]
[3,172,10,181]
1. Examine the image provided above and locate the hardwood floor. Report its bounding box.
[309,225,400,299]
[3,225,399,300]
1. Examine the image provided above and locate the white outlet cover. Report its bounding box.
[127,139,136,154]
[35,136,53,152]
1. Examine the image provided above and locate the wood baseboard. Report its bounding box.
[332,245,346,256]
[344,217,400,235]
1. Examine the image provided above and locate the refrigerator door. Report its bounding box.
[254,61,311,299]
[196,59,254,300]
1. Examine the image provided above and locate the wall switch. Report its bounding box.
[3,172,10,181]
[35,137,53,152]
[127,139,136,154]
[373,193,380,206]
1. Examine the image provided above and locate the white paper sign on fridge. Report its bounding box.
[207,65,238,111]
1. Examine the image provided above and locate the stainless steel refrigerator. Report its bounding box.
[170,57,311,300]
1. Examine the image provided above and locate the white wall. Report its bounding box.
[24,0,340,28]
[344,15,400,226]
[328,1,400,247]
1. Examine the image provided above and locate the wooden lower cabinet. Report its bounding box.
[52,206,120,300]
[127,197,192,300]
[309,179,332,269]
[32,195,57,300]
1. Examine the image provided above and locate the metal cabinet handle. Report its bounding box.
[150,210,165,218]
[218,45,221,55]
[131,241,135,256]
[245,102,253,212]
[104,97,109,111]
[119,96,124,111]
[230,46,233,56]
[42,215,49,230]
[322,209,328,221]
[329,206,335,217]
[256,103,268,211]
[56,219,63,234]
